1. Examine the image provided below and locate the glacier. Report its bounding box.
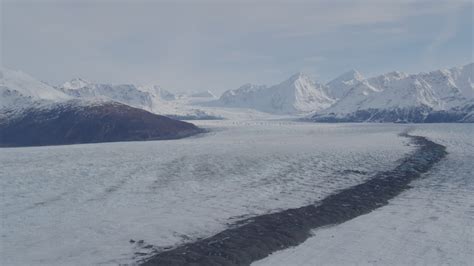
[254,124,474,266]
[1,120,472,265]
[1,120,411,265]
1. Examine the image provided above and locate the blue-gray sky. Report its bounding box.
[1,0,473,93]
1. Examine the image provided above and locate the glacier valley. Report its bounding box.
[1,120,472,265]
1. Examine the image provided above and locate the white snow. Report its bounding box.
[59,80,222,119]
[214,73,335,114]
[323,63,473,114]
[441,63,474,99]
[325,69,364,100]
[254,124,474,266]
[3,64,472,120]
[0,68,70,109]
[61,78,92,91]
[1,121,412,265]
[213,63,473,117]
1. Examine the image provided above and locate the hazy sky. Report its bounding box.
[1,0,473,94]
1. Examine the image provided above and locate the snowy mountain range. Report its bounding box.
[1,63,473,125]
[325,69,365,100]
[0,68,203,147]
[58,79,219,119]
[0,68,70,110]
[312,63,473,122]
[210,63,473,122]
[212,73,335,114]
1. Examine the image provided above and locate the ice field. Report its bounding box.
[1,120,472,265]
[255,124,474,266]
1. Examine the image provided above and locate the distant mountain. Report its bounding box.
[325,69,364,100]
[0,68,203,147]
[0,68,70,110]
[138,85,176,101]
[311,63,473,123]
[3,63,472,125]
[215,73,335,114]
[61,79,155,110]
[59,79,217,119]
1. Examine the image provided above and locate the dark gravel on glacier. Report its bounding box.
[141,134,447,266]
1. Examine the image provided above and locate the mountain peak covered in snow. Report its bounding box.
[58,80,217,119]
[312,63,474,123]
[62,78,92,90]
[0,67,70,109]
[334,69,362,81]
[217,73,334,114]
[325,69,364,99]
[2,63,473,122]
[286,72,311,82]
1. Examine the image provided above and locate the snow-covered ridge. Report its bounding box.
[60,81,155,111]
[325,69,364,100]
[0,68,220,121]
[214,63,472,119]
[215,73,334,114]
[329,63,473,114]
[310,63,473,122]
[58,80,220,119]
[0,68,70,110]
[2,63,473,122]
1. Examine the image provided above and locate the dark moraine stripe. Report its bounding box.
[141,134,447,266]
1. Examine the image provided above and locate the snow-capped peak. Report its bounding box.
[217,73,334,114]
[286,72,310,82]
[138,85,176,101]
[445,63,473,99]
[334,69,363,82]
[383,71,408,80]
[0,68,68,100]
[221,83,267,98]
[326,69,364,99]
[0,67,70,109]
[62,78,92,91]
[321,64,472,116]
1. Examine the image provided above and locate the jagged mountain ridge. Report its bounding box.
[215,73,335,114]
[312,63,473,122]
[212,63,472,122]
[0,68,70,110]
[2,63,473,123]
[59,79,219,119]
[325,69,365,100]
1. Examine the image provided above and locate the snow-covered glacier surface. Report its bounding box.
[254,124,474,266]
[0,121,414,265]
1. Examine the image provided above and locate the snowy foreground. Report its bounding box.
[1,120,473,265]
[254,124,474,266]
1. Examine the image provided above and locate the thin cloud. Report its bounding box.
[2,0,472,93]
